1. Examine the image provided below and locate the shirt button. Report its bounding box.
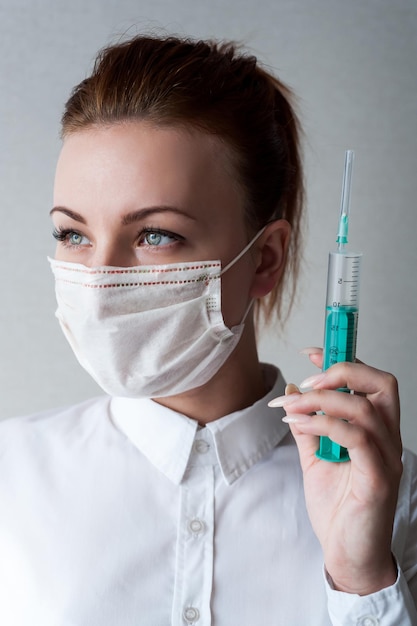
[183,606,200,624]
[188,518,206,534]
[358,617,379,626]
[193,440,210,454]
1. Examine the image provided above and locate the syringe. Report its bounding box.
[316,150,362,462]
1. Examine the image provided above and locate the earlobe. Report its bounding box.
[249,219,291,298]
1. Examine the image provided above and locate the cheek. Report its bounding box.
[220,258,255,327]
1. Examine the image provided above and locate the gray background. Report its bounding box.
[1,0,416,452]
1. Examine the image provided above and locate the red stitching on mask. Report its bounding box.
[52,262,220,275]
[55,276,220,288]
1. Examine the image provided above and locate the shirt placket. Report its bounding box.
[172,430,215,626]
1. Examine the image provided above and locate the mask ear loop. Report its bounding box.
[240,298,255,324]
[219,226,267,326]
[219,227,266,276]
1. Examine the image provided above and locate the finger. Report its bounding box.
[285,420,321,471]
[283,410,380,477]
[300,346,323,369]
[299,361,401,438]
[277,383,320,469]
[274,387,381,427]
[273,380,402,467]
[286,412,395,481]
[300,360,396,398]
[283,388,380,425]
[285,382,300,395]
[287,411,403,493]
[281,389,400,464]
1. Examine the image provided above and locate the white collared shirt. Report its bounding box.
[0,364,416,625]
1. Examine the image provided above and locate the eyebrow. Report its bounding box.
[49,206,197,224]
[50,207,87,224]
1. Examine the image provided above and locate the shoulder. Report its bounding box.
[0,396,112,460]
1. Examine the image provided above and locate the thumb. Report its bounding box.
[283,383,320,468]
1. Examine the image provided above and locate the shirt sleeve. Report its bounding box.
[325,565,417,626]
[324,447,417,626]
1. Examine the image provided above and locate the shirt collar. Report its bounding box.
[110,364,288,486]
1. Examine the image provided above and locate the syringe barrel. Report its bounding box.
[318,250,362,461]
[325,251,362,309]
[323,251,362,371]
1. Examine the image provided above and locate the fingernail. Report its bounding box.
[282,413,312,424]
[299,372,327,389]
[285,383,300,395]
[299,346,322,356]
[268,393,301,408]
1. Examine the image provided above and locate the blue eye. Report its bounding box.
[141,229,180,247]
[53,228,91,248]
[68,232,85,245]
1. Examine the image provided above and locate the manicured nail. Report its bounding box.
[299,346,322,355]
[282,413,312,424]
[268,393,301,408]
[299,372,327,389]
[285,383,300,395]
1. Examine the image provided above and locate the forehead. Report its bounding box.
[54,122,245,225]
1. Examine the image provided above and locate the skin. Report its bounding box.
[52,121,290,420]
[272,354,402,594]
[52,120,402,597]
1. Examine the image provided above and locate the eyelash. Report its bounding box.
[138,227,184,246]
[52,226,184,248]
[52,227,86,248]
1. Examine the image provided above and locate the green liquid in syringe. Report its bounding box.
[323,306,358,370]
[317,306,359,462]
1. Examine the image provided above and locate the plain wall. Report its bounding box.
[1,0,416,452]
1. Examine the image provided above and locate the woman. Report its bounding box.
[0,34,416,625]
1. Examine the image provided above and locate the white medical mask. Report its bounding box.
[49,229,264,398]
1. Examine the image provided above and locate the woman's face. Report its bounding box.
[52,121,260,327]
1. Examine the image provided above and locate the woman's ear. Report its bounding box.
[249,219,291,298]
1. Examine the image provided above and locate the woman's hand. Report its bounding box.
[269,350,403,595]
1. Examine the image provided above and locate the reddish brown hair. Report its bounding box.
[62,35,304,324]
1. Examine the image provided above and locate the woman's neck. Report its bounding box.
[153,326,266,423]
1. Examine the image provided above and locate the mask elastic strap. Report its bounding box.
[240,298,255,324]
[220,227,266,276]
